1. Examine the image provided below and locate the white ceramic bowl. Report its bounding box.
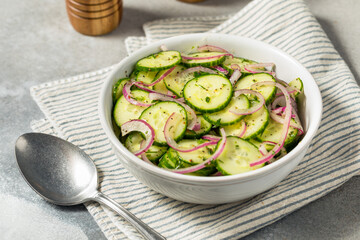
[99,33,322,204]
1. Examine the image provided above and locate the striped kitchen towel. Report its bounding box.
[30,0,360,239]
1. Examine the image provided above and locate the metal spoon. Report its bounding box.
[15,132,166,240]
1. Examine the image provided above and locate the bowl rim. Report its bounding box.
[99,33,323,184]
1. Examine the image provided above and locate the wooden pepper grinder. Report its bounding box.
[66,0,123,36]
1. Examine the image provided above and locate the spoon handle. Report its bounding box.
[91,191,166,240]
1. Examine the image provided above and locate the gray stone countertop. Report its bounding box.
[1,0,359,239]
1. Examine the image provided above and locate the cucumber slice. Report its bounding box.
[136,71,158,86]
[136,51,182,72]
[183,74,233,113]
[112,78,130,102]
[289,77,304,99]
[223,104,269,139]
[112,116,121,138]
[221,120,246,137]
[129,69,139,79]
[242,105,269,139]
[184,115,212,139]
[183,52,226,67]
[158,151,179,169]
[203,94,250,126]
[235,73,276,104]
[173,139,216,164]
[153,79,169,95]
[248,139,274,151]
[113,90,151,127]
[215,136,264,175]
[221,56,258,75]
[159,147,216,176]
[125,132,168,163]
[257,118,299,150]
[139,101,187,146]
[161,65,195,97]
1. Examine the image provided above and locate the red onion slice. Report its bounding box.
[182,53,233,60]
[139,66,176,87]
[213,66,229,75]
[202,135,221,141]
[247,63,275,69]
[123,81,153,107]
[244,66,276,76]
[258,144,268,156]
[164,113,218,153]
[181,66,217,75]
[238,120,247,138]
[275,86,300,96]
[133,81,176,98]
[229,89,265,115]
[269,111,304,135]
[176,97,185,103]
[167,90,177,97]
[272,107,296,118]
[244,63,275,76]
[259,141,277,156]
[170,128,227,174]
[230,64,241,70]
[121,119,155,156]
[249,82,292,167]
[275,78,290,87]
[140,152,153,164]
[272,95,298,113]
[149,93,198,131]
[140,140,154,165]
[192,117,202,131]
[197,45,230,53]
[229,69,241,86]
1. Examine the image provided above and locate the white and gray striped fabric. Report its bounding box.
[30,0,360,239]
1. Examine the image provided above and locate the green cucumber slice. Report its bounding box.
[203,94,250,126]
[183,74,233,113]
[125,132,168,163]
[136,51,182,71]
[129,69,139,79]
[235,73,276,104]
[162,147,216,176]
[249,139,274,151]
[215,136,264,175]
[242,105,269,139]
[139,101,187,145]
[221,56,258,75]
[223,104,269,139]
[113,89,151,127]
[183,52,226,67]
[289,77,304,99]
[153,79,169,95]
[161,65,195,97]
[136,71,158,86]
[173,139,216,164]
[158,151,179,169]
[257,118,299,150]
[184,115,212,139]
[112,78,130,102]
[221,120,246,137]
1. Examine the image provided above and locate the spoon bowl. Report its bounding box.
[15,133,98,205]
[15,132,165,240]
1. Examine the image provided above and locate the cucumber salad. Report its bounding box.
[112,44,304,176]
